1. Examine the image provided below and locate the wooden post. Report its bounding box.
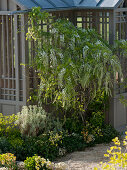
[109,11,116,45]
[107,10,116,126]
[21,14,29,106]
[14,14,20,113]
[0,15,2,111]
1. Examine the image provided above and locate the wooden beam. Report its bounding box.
[0,11,12,15]
[115,8,127,12]
[0,99,23,105]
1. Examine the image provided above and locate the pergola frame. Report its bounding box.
[0,0,127,128]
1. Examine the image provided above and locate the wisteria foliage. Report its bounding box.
[27,7,122,119]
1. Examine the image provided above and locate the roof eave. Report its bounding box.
[36,6,114,12]
[9,9,31,15]
[9,6,115,15]
[72,6,114,10]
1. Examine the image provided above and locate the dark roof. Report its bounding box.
[13,0,124,10]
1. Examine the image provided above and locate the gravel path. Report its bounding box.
[57,143,121,170]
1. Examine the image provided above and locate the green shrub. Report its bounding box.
[0,131,85,162]
[87,90,109,114]
[81,111,119,144]
[82,112,104,142]
[13,134,59,161]
[14,131,86,161]
[62,133,87,153]
[17,137,38,161]
[63,115,84,134]
[89,111,104,128]
[50,118,63,134]
[32,132,64,161]
[0,134,60,162]
[27,136,58,161]
[101,124,119,143]
[0,137,11,153]
[0,135,26,161]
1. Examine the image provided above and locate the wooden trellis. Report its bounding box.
[0,15,15,101]
[0,12,29,114]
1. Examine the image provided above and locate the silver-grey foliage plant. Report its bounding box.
[16,105,48,137]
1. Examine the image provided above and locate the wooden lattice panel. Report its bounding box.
[76,10,110,42]
[0,15,16,101]
[53,10,110,42]
[0,13,29,114]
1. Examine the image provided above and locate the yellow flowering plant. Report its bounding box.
[0,113,17,136]
[94,132,127,169]
[0,153,17,170]
[49,131,63,146]
[24,154,68,170]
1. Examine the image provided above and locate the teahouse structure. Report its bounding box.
[0,0,127,129]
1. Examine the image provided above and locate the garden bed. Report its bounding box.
[0,143,112,169]
[0,142,125,170]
